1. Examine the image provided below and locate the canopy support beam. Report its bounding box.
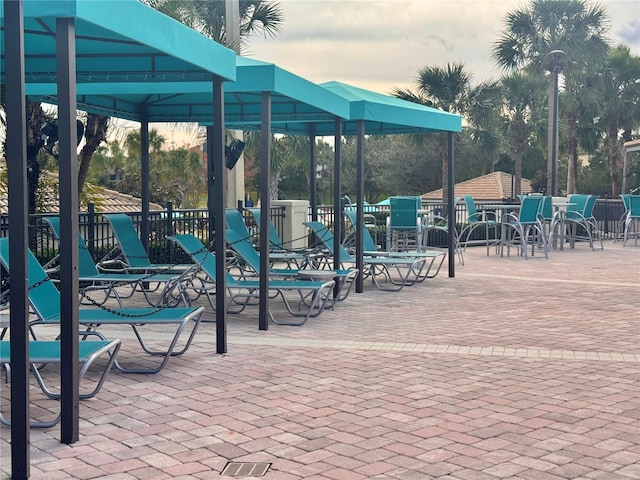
[355,120,365,293]
[333,118,343,287]
[447,132,455,278]
[259,92,272,330]
[309,124,317,222]
[141,108,150,252]
[210,77,227,352]
[56,16,81,444]
[5,0,31,476]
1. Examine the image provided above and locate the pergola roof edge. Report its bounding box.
[321,80,462,133]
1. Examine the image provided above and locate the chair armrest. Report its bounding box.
[479,210,497,221]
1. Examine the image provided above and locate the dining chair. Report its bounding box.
[620,194,640,246]
[422,197,464,264]
[459,195,497,255]
[502,196,548,259]
[563,194,603,250]
[385,196,426,252]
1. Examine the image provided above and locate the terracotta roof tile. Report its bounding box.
[422,171,533,202]
[0,186,162,214]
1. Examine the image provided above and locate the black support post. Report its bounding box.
[355,120,365,293]
[56,16,81,443]
[211,77,227,352]
[447,132,455,278]
[332,118,342,282]
[259,92,272,331]
[141,108,150,253]
[5,0,31,476]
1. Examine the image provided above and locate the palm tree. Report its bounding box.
[592,45,640,196]
[493,0,610,194]
[5,1,283,213]
[392,62,501,200]
[143,0,283,53]
[499,71,547,195]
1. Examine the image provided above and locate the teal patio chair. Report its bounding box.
[169,234,335,326]
[344,209,452,263]
[43,217,193,307]
[224,208,307,268]
[459,195,497,255]
[561,194,603,250]
[422,198,464,265]
[502,195,548,259]
[0,238,205,374]
[246,207,310,266]
[0,338,121,428]
[225,229,359,302]
[385,196,426,252]
[103,213,193,273]
[305,220,446,291]
[620,194,640,246]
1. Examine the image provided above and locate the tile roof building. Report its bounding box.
[0,186,162,214]
[422,171,533,202]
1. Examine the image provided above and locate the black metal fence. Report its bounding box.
[0,197,626,264]
[0,203,286,265]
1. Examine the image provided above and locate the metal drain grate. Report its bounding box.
[221,462,271,477]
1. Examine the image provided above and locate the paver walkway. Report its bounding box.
[1,241,639,479]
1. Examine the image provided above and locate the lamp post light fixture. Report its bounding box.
[547,49,566,196]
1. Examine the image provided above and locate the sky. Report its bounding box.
[155,0,639,147]
[245,0,640,95]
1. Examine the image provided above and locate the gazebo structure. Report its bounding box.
[229,81,462,291]
[27,55,353,332]
[224,80,462,292]
[1,0,236,476]
[3,2,462,477]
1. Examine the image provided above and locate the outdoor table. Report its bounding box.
[482,204,521,256]
[551,202,576,250]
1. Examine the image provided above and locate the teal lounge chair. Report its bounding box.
[0,238,205,374]
[305,221,445,291]
[103,213,194,273]
[227,208,308,267]
[170,234,335,326]
[44,217,194,307]
[247,207,312,254]
[344,209,461,264]
[0,339,121,428]
[225,229,359,301]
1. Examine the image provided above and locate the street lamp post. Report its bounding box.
[547,50,565,196]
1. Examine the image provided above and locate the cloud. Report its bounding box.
[247,0,640,94]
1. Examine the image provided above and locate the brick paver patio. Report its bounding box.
[1,241,639,479]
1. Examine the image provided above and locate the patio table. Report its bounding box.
[550,202,576,250]
[482,204,521,256]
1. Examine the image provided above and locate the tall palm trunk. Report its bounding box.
[26,101,47,214]
[78,114,109,198]
[512,111,526,196]
[565,111,579,194]
[608,115,622,197]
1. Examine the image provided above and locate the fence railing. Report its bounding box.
[0,198,626,264]
[0,203,286,265]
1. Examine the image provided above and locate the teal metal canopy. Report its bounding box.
[0,0,236,84]
[25,56,350,123]
[321,81,462,134]
[225,80,462,135]
[1,1,236,466]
